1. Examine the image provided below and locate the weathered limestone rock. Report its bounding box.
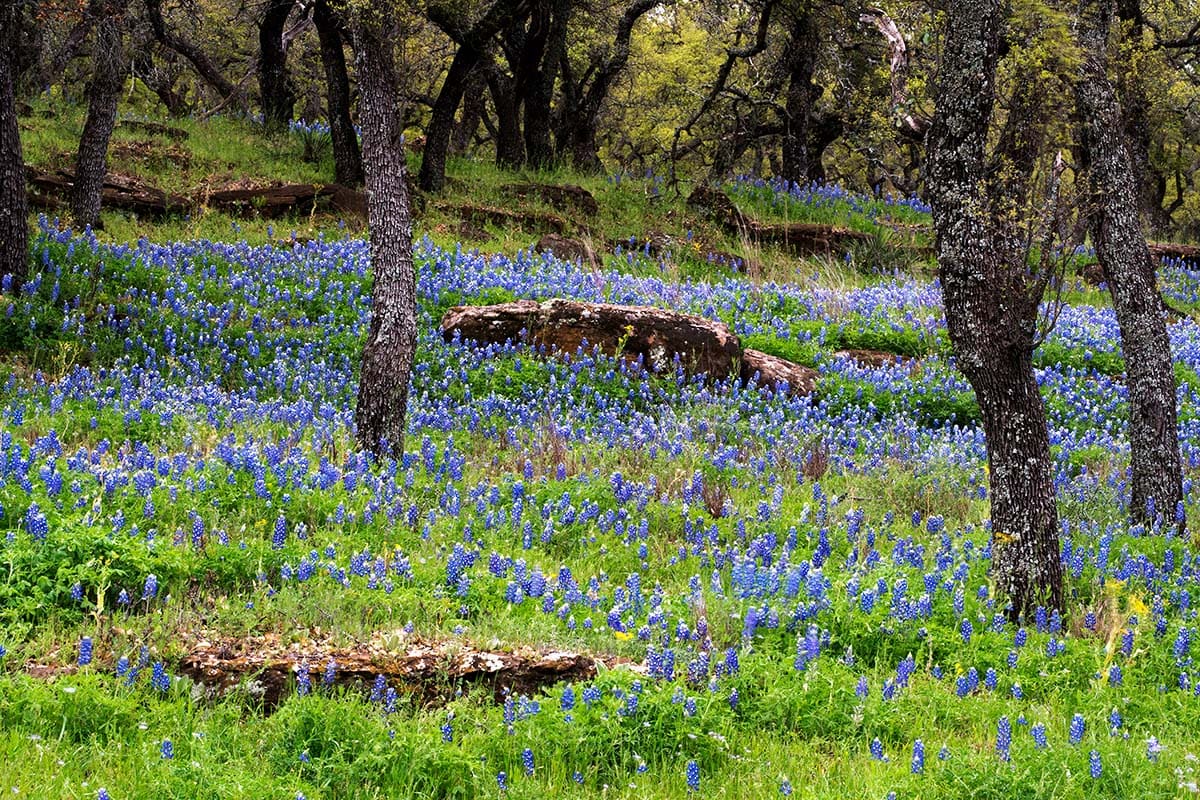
[442,299,742,379]
[740,348,818,395]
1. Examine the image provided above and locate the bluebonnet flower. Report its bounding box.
[911,739,924,774]
[323,659,337,686]
[1089,750,1102,778]
[296,662,310,695]
[78,636,93,666]
[1147,737,1161,761]
[996,717,1011,761]
[938,745,950,760]
[149,661,171,692]
[142,574,158,600]
[161,739,174,759]
[1070,713,1086,745]
[1031,723,1047,749]
[870,738,887,762]
[1108,665,1122,686]
[686,759,699,793]
[496,771,508,791]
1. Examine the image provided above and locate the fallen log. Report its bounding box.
[179,635,600,708]
[833,349,906,368]
[1150,242,1200,262]
[442,298,742,379]
[118,119,189,140]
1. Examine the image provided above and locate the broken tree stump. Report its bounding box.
[441,298,743,379]
[179,635,600,708]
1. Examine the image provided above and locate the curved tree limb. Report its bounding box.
[860,7,929,140]
[145,0,238,100]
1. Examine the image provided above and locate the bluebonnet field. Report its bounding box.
[4,176,1200,798]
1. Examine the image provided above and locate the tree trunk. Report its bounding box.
[1114,0,1171,233]
[421,0,530,191]
[781,8,820,186]
[1077,0,1184,530]
[350,4,418,458]
[313,0,362,186]
[0,2,28,286]
[259,0,297,131]
[554,0,659,173]
[419,47,482,192]
[451,67,487,156]
[134,50,191,117]
[926,0,1063,616]
[487,62,524,168]
[71,9,125,230]
[522,0,570,169]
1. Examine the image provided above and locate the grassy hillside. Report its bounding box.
[3,112,1200,799]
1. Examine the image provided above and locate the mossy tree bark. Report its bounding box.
[0,1,28,286]
[71,6,127,230]
[1076,0,1184,531]
[926,1,1063,616]
[350,3,418,458]
[313,0,363,187]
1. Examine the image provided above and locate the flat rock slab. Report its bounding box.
[1150,242,1200,262]
[179,633,599,708]
[442,299,742,379]
[27,168,190,218]
[740,348,818,395]
[535,233,598,266]
[437,202,567,234]
[687,184,872,256]
[503,183,599,216]
[833,349,906,368]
